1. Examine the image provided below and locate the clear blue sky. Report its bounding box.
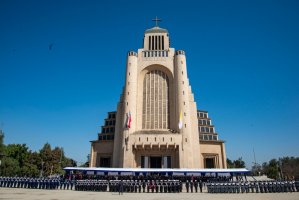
[0,0,298,167]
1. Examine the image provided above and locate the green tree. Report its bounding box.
[0,130,5,174]
[233,157,246,168]
[262,159,279,179]
[0,130,4,155]
[1,157,20,176]
[226,158,234,168]
[2,144,30,176]
[279,157,299,179]
[39,143,76,176]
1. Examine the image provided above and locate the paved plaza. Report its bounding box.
[1,188,299,200]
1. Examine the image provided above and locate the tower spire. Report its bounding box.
[152,16,161,27]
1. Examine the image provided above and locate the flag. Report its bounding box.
[127,112,132,128]
[178,111,183,129]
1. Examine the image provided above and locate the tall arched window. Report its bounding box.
[142,70,169,129]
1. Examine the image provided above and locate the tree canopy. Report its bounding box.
[0,131,76,177]
[260,157,299,180]
[226,157,246,168]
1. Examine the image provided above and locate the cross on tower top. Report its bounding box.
[152,16,162,27]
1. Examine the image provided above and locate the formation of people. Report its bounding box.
[185,180,204,193]
[207,180,299,193]
[1,175,299,194]
[75,179,182,193]
[0,177,74,190]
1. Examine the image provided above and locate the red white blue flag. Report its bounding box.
[127,112,132,128]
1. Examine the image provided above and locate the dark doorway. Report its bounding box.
[100,157,111,167]
[150,156,162,168]
[205,158,215,168]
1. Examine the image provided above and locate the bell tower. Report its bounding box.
[90,19,227,169]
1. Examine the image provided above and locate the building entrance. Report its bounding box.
[141,155,172,168]
[204,158,215,168]
[150,156,162,168]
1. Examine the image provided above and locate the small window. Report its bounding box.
[185,138,187,142]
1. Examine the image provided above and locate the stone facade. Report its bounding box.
[90,25,227,169]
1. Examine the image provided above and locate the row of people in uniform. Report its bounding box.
[207,180,299,193]
[75,180,108,191]
[185,180,204,193]
[0,177,75,190]
[75,179,182,193]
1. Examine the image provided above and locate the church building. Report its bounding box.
[90,21,227,169]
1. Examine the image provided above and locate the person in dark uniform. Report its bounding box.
[118,180,123,195]
[163,181,167,193]
[194,180,198,193]
[186,180,189,193]
[138,180,141,193]
[142,180,146,193]
[199,180,203,193]
[295,180,299,192]
[134,180,137,193]
[147,180,150,193]
[151,180,155,193]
